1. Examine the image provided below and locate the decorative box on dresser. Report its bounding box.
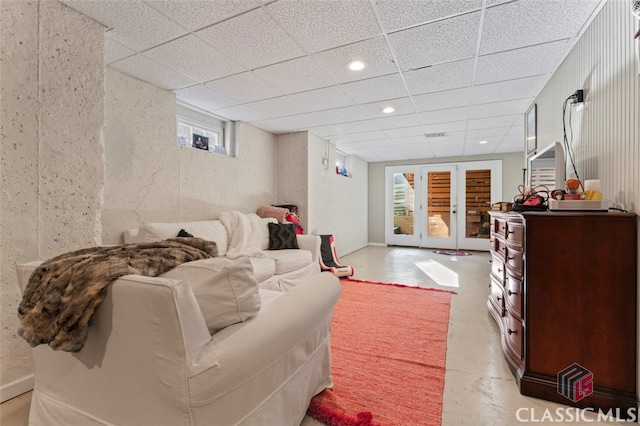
[488,211,637,417]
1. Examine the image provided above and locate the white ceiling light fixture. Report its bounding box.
[479,140,489,144]
[347,60,366,71]
[382,106,395,114]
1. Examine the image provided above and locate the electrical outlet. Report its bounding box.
[573,89,584,103]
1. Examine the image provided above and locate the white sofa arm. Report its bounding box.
[296,234,321,262]
[17,262,215,426]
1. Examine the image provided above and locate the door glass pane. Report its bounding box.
[393,173,415,235]
[465,169,491,239]
[427,171,451,238]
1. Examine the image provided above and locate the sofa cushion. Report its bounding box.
[268,223,299,250]
[139,221,228,256]
[258,217,277,250]
[160,257,260,334]
[248,257,276,283]
[265,249,312,275]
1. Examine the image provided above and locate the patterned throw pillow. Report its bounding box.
[268,223,299,250]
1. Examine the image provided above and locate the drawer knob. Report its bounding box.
[497,296,502,302]
[508,289,517,296]
[497,268,503,273]
[508,328,517,335]
[508,230,514,234]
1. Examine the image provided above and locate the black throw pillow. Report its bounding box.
[268,223,299,250]
[177,228,194,238]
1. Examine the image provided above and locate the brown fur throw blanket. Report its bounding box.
[18,237,217,352]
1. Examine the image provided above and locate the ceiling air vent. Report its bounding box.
[424,132,448,138]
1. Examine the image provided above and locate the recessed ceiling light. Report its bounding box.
[347,60,366,71]
[382,106,395,114]
[479,140,489,144]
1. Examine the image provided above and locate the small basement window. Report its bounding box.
[176,102,235,156]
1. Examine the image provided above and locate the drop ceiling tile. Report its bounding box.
[384,125,426,139]
[340,74,408,104]
[368,146,408,161]
[353,139,395,148]
[419,107,469,125]
[332,120,381,134]
[255,114,322,132]
[467,115,519,130]
[247,95,307,119]
[359,97,415,119]
[392,135,430,146]
[404,59,474,95]
[430,142,465,158]
[206,72,283,103]
[413,87,472,112]
[469,99,531,120]
[104,38,135,64]
[311,37,397,84]
[332,130,389,143]
[174,84,239,111]
[480,0,600,54]
[495,130,526,153]
[308,125,342,138]
[196,8,304,69]
[286,86,355,114]
[390,12,480,70]
[210,104,268,122]
[473,76,544,105]
[146,0,260,31]
[422,121,468,134]
[400,146,436,159]
[376,0,482,32]
[144,35,245,83]
[110,55,196,90]
[60,0,187,51]
[372,113,421,130]
[465,127,512,140]
[315,105,370,124]
[475,40,569,85]
[253,56,335,94]
[266,0,380,53]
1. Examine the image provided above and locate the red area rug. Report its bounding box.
[307,278,453,426]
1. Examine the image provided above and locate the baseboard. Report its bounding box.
[367,242,387,247]
[0,375,34,403]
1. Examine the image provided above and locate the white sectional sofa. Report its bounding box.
[17,259,342,425]
[123,212,321,291]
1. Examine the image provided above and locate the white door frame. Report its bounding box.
[385,160,502,251]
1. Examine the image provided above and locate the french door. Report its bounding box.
[385,161,502,251]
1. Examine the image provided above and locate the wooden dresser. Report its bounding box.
[488,211,637,416]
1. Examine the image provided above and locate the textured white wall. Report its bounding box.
[0,0,105,391]
[276,132,309,230]
[102,68,279,244]
[307,133,369,256]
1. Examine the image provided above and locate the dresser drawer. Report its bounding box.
[493,217,507,237]
[505,221,524,248]
[504,272,522,318]
[505,313,523,358]
[490,237,507,259]
[490,255,505,282]
[505,247,523,276]
[489,278,505,316]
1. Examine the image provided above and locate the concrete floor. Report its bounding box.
[1,246,624,425]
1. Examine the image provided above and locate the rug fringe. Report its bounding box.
[341,278,457,294]
[307,399,380,426]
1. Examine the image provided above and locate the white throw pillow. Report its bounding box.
[160,257,260,334]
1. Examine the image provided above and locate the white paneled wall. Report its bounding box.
[533,0,640,398]
[534,0,639,210]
